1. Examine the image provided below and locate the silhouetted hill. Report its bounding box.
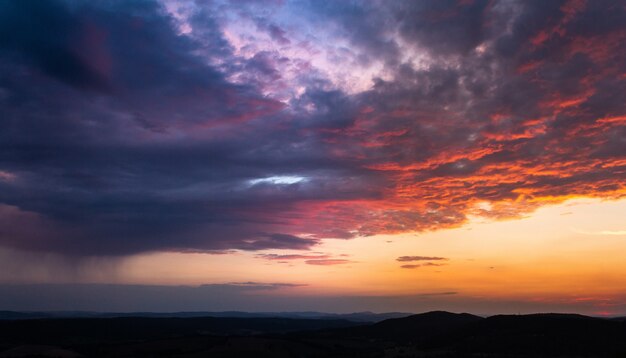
[305,311,626,356]
[438,313,626,356]
[1,311,626,357]
[319,311,412,322]
[0,316,361,347]
[341,310,483,343]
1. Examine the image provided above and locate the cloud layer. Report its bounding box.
[397,256,449,262]
[0,0,624,256]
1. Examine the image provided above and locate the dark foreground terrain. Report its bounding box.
[1,311,626,357]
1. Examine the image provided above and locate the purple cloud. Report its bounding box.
[0,0,623,257]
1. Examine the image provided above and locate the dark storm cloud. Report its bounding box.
[0,0,624,257]
[0,1,109,91]
[392,0,490,57]
[0,0,328,255]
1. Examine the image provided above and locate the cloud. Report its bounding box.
[234,234,319,251]
[415,291,457,297]
[255,252,355,265]
[397,256,449,262]
[573,229,626,236]
[400,263,447,269]
[401,264,420,269]
[305,259,353,266]
[0,1,111,91]
[392,0,490,57]
[218,282,307,290]
[0,170,16,182]
[256,253,331,260]
[0,0,624,257]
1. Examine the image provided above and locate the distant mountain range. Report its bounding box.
[1,311,626,357]
[0,310,410,322]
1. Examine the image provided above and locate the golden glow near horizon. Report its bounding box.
[107,197,626,313]
[0,197,623,315]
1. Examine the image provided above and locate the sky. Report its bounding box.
[0,0,624,315]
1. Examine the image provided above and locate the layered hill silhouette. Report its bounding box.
[1,311,625,357]
[445,313,626,356]
[309,310,482,343]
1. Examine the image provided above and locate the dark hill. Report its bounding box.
[309,310,483,344]
[0,316,361,347]
[305,312,626,357]
[2,312,626,357]
[364,310,483,342]
[433,313,626,356]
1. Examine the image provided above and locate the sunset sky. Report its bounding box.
[0,0,625,316]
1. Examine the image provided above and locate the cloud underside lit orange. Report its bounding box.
[0,0,624,257]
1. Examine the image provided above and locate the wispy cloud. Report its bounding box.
[221,282,307,289]
[397,256,449,262]
[401,262,447,269]
[0,171,16,182]
[572,229,626,236]
[256,253,331,260]
[401,264,420,269]
[305,259,354,266]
